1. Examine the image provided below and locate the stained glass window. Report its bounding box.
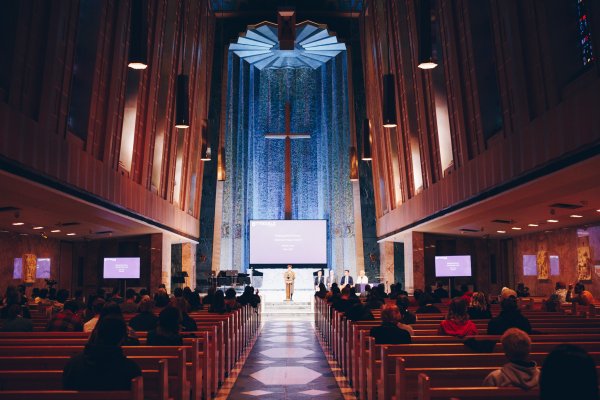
[577,0,595,66]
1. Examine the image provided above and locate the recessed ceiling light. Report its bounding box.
[12,222,24,226]
[547,219,559,223]
[33,226,44,230]
[497,230,506,234]
[19,233,28,236]
[66,232,76,236]
[597,209,600,212]
[528,223,539,227]
[570,214,583,218]
[512,227,522,230]
[50,229,61,233]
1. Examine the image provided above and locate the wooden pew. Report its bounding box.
[0,361,167,400]
[0,376,143,400]
[417,373,539,400]
[0,351,187,400]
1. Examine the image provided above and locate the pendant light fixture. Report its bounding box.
[175,0,189,129]
[127,0,148,70]
[361,118,372,161]
[350,146,359,181]
[382,2,397,128]
[418,0,438,69]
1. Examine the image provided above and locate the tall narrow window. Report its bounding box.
[397,0,423,193]
[118,70,140,173]
[545,1,594,92]
[151,1,178,192]
[577,0,595,66]
[468,0,503,140]
[0,1,19,101]
[430,0,453,174]
[67,0,102,141]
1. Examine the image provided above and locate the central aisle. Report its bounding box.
[224,318,352,399]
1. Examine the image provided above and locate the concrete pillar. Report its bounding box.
[412,231,425,293]
[352,180,365,275]
[181,243,196,289]
[212,180,224,274]
[379,241,394,293]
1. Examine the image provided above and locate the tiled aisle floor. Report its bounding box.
[224,319,352,399]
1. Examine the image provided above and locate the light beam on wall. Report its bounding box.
[362,118,372,161]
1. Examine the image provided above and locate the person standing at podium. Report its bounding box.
[284,265,296,301]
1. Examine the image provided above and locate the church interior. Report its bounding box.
[1,0,600,399]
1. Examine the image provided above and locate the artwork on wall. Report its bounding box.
[536,249,549,280]
[577,236,593,281]
[22,254,37,284]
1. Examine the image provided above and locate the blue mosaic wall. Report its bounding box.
[219,50,356,274]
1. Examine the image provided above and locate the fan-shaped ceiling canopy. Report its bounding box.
[229,21,346,70]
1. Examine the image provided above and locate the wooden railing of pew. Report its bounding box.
[0,303,261,400]
[0,376,144,400]
[314,296,600,400]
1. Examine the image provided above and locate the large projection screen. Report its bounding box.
[249,220,327,265]
[103,257,141,279]
[435,255,472,277]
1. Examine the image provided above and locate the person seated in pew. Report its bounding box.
[91,302,140,345]
[483,328,540,390]
[47,300,84,332]
[500,286,518,300]
[487,297,532,335]
[184,286,203,311]
[553,281,568,304]
[468,291,492,319]
[433,281,449,299]
[63,316,142,391]
[542,294,562,312]
[365,290,384,311]
[128,297,158,332]
[516,283,530,298]
[438,297,478,338]
[414,290,442,314]
[238,285,261,307]
[0,285,31,319]
[540,344,599,400]
[154,289,171,310]
[119,288,139,314]
[396,295,417,325]
[315,283,328,299]
[0,303,33,332]
[369,304,412,344]
[326,283,341,302]
[203,287,216,306]
[345,302,375,322]
[147,306,184,346]
[170,297,197,332]
[224,288,242,311]
[209,290,227,314]
[83,297,105,333]
[567,282,595,306]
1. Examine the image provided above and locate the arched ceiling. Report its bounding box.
[229,21,346,70]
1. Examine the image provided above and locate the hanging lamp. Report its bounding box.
[127,0,148,69]
[175,1,189,129]
[418,0,438,69]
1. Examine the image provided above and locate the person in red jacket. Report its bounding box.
[439,297,478,338]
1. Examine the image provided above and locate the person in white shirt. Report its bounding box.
[356,270,368,284]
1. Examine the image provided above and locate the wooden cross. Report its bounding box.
[265,103,310,219]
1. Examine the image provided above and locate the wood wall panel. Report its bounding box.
[0,0,215,239]
[361,0,600,238]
